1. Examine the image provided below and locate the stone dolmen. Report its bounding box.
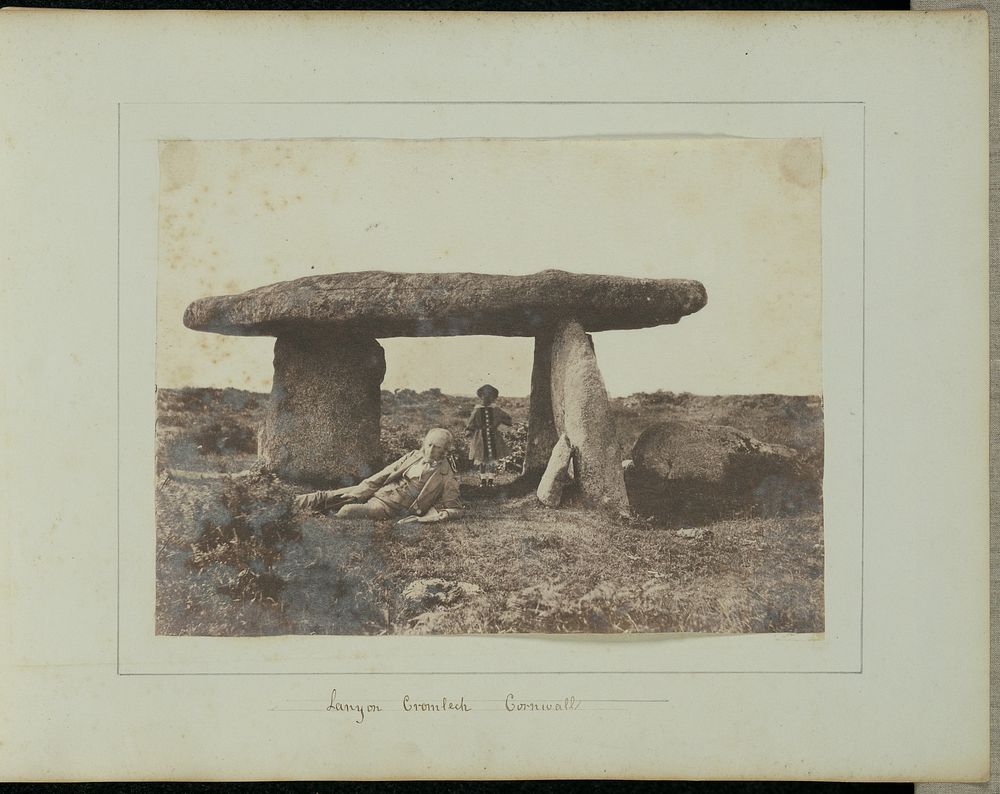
[184,269,707,511]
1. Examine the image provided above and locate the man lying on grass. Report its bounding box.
[293,428,464,525]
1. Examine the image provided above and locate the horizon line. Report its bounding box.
[157,384,823,400]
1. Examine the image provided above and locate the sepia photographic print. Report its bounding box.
[155,136,824,637]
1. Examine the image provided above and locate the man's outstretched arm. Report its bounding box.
[434,476,465,520]
[342,449,421,499]
[294,450,418,511]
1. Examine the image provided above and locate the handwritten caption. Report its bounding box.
[326,689,583,724]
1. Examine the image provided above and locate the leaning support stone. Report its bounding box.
[549,319,630,512]
[523,330,559,476]
[259,333,385,487]
[536,434,575,508]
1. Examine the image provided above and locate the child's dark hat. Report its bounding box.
[477,384,499,400]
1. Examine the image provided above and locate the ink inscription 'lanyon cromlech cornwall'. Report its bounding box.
[156,137,824,637]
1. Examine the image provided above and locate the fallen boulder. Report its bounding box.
[625,419,819,523]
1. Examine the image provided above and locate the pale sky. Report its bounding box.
[157,137,821,397]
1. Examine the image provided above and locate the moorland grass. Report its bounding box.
[156,471,823,636]
[155,387,824,636]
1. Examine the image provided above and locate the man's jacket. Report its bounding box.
[354,450,464,517]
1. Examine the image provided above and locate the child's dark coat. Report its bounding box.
[465,405,512,465]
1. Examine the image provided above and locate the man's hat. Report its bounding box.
[477,383,499,400]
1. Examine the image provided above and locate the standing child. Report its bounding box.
[466,384,513,488]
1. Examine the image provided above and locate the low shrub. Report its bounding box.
[187,474,300,605]
[191,419,257,455]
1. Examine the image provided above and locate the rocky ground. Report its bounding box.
[155,387,824,636]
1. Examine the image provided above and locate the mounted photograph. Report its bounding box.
[154,136,824,636]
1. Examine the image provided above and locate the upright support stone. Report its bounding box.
[549,319,630,512]
[259,333,385,487]
[523,330,559,476]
